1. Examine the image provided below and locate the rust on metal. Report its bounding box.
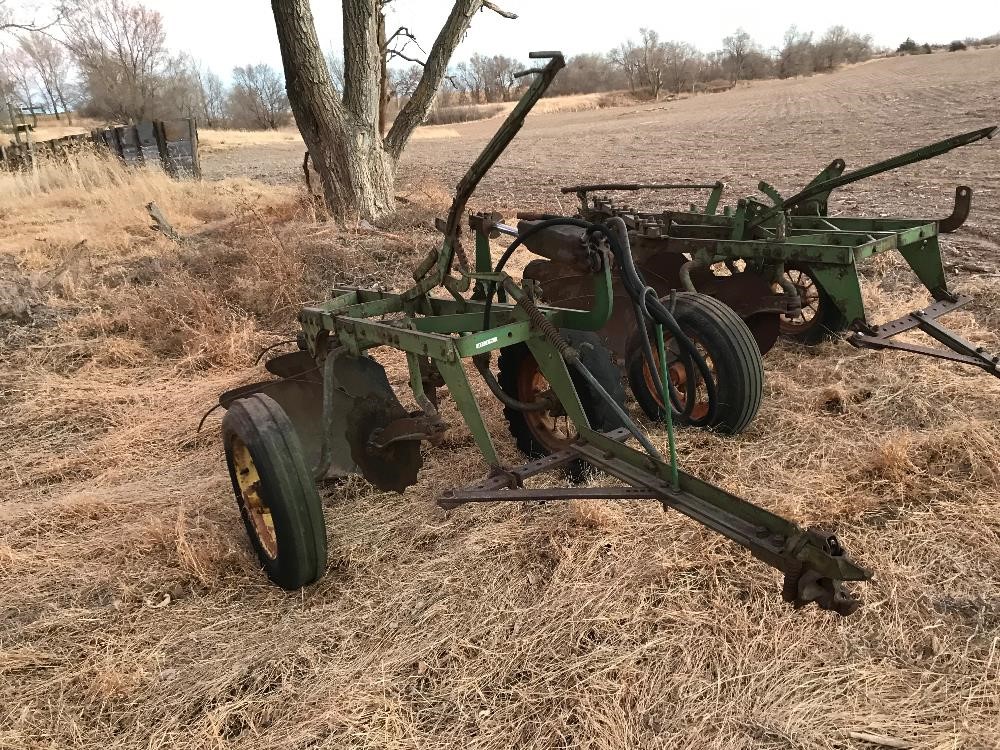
[939,185,973,233]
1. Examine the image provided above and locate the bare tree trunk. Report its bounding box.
[271,0,513,222]
[59,90,72,125]
[377,9,389,136]
[273,0,395,220]
[43,86,60,120]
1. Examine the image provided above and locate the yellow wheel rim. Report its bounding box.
[231,436,279,559]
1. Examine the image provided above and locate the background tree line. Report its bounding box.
[1,0,997,130]
[0,0,292,129]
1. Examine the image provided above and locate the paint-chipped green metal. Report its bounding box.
[229,50,878,616]
[571,125,996,344]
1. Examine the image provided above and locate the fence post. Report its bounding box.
[153,120,177,178]
[188,118,202,179]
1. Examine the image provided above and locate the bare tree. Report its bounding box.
[814,25,850,71]
[546,53,626,96]
[722,28,753,83]
[325,50,345,93]
[194,65,227,128]
[467,53,521,102]
[19,31,75,123]
[637,28,663,98]
[2,48,43,121]
[160,54,201,119]
[814,25,872,70]
[63,0,170,122]
[453,59,485,102]
[271,0,516,221]
[0,66,17,127]
[390,64,422,99]
[229,63,289,129]
[661,41,697,95]
[778,26,814,78]
[609,40,642,92]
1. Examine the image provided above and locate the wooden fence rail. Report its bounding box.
[0,118,201,178]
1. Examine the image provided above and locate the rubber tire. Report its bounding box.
[222,393,327,590]
[498,330,626,478]
[780,263,849,344]
[627,292,763,435]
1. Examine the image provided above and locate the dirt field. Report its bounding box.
[3,48,1000,749]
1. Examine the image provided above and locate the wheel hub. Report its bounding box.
[640,349,711,421]
[780,268,821,332]
[231,435,278,559]
[518,359,578,453]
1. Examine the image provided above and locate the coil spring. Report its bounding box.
[514,293,575,361]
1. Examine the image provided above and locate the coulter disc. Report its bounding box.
[344,394,423,493]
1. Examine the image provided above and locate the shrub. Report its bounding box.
[949,40,968,52]
[423,103,505,126]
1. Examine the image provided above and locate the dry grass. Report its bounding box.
[0,148,295,254]
[6,116,106,141]
[425,93,633,126]
[3,66,1000,748]
[199,128,305,153]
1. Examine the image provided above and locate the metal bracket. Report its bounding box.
[849,293,1000,376]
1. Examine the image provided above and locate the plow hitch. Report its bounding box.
[850,294,1000,376]
[440,428,871,615]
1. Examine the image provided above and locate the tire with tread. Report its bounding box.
[627,292,763,435]
[223,393,327,589]
[498,330,625,478]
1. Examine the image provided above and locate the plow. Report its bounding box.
[217,51,996,617]
[523,126,998,431]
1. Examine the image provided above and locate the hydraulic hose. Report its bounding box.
[483,217,594,333]
[481,215,718,446]
[599,217,717,425]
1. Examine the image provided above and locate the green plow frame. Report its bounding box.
[279,52,872,615]
[564,124,998,375]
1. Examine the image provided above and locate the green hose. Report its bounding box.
[655,324,680,490]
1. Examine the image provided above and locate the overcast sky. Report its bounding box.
[143,0,1000,76]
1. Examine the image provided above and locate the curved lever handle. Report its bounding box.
[940,185,972,233]
[749,125,997,229]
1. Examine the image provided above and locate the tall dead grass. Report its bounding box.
[1,152,999,749]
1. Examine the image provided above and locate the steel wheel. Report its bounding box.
[517,356,578,453]
[627,292,763,435]
[497,330,625,480]
[637,338,713,422]
[777,263,848,343]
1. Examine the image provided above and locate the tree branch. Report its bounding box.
[0,1,64,34]
[386,50,425,66]
[481,1,516,19]
[384,0,513,159]
[382,25,423,53]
